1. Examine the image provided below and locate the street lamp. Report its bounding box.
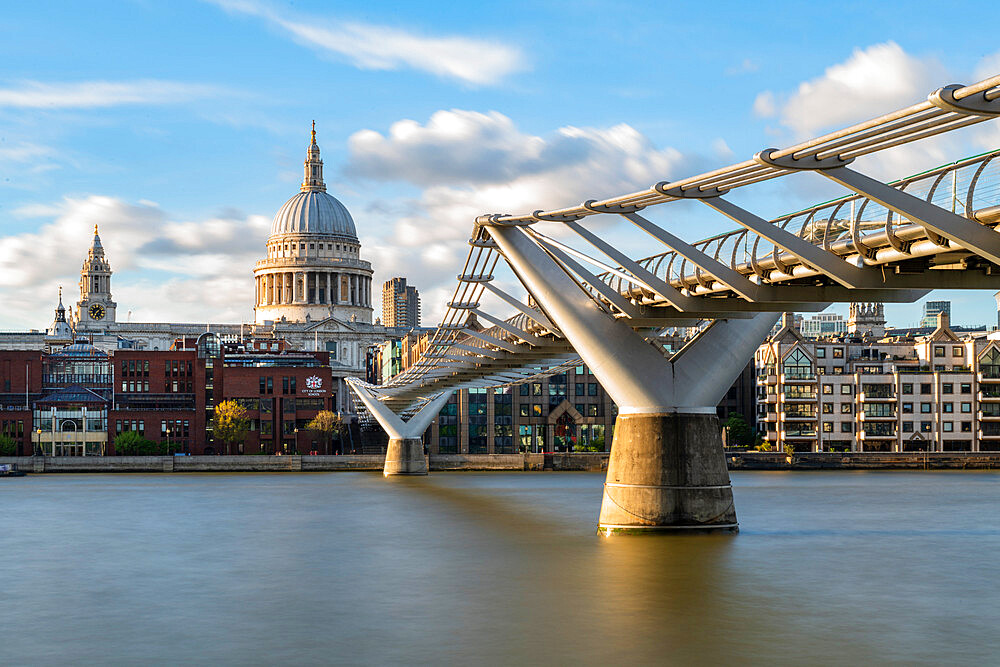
[165,428,171,455]
[34,428,41,457]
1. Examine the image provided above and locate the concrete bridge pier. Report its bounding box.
[383,437,429,476]
[346,380,452,476]
[488,222,778,534]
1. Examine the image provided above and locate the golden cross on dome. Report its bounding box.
[311,120,316,144]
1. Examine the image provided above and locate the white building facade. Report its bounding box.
[757,312,1000,453]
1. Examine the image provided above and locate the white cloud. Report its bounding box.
[347,110,693,323]
[757,42,948,138]
[210,0,525,85]
[0,142,55,162]
[0,80,226,109]
[752,90,776,118]
[726,58,759,76]
[0,195,268,328]
[751,43,1000,183]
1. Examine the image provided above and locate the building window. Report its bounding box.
[532,404,542,416]
[902,422,914,433]
[961,383,972,394]
[921,422,933,432]
[588,383,598,396]
[902,383,913,394]
[840,422,853,433]
[934,346,945,358]
[840,403,852,414]
[902,402,913,414]
[981,348,1000,378]
[290,377,296,394]
[920,383,932,394]
[822,384,833,395]
[575,383,585,396]
[920,403,932,413]
[783,348,813,380]
[942,383,953,394]
[943,403,954,413]
[587,404,601,417]
[822,422,833,433]
[943,422,954,432]
[840,384,852,395]
[519,405,529,417]
[833,348,844,359]
[816,347,826,358]
[953,346,964,357]
[961,421,972,432]
[961,402,972,413]
[822,403,833,414]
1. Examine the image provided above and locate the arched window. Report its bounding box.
[783,348,813,380]
[981,347,1000,378]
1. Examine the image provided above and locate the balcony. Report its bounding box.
[782,371,816,383]
[782,392,817,402]
[981,423,1000,438]
[860,412,897,421]
[978,368,1000,382]
[980,405,1000,420]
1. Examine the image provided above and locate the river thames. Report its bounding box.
[2,471,998,665]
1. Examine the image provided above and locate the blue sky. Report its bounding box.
[3,0,1000,330]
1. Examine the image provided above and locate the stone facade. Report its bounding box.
[756,311,1000,453]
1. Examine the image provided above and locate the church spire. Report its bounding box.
[90,223,104,255]
[55,286,66,322]
[301,120,326,193]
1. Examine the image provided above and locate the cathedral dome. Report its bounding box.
[270,190,357,239]
[268,122,358,241]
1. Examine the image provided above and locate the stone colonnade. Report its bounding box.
[255,271,371,308]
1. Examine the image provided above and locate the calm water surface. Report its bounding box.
[2,470,998,665]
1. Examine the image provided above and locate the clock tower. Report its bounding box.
[76,224,117,327]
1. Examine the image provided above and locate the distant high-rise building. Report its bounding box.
[801,312,847,338]
[382,277,420,328]
[920,300,951,328]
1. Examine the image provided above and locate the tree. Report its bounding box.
[724,412,759,448]
[212,400,250,455]
[0,434,17,456]
[114,430,159,455]
[306,411,342,454]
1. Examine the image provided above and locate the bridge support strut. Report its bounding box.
[488,223,779,534]
[346,380,453,476]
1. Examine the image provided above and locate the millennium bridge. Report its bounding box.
[349,74,1000,534]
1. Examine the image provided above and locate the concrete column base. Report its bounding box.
[383,438,428,476]
[598,412,737,535]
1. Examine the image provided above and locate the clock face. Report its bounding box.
[89,303,106,321]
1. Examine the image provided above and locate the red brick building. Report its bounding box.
[0,334,339,456]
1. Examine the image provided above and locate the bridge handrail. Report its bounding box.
[369,74,1000,406]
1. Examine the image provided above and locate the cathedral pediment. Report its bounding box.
[297,316,359,333]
